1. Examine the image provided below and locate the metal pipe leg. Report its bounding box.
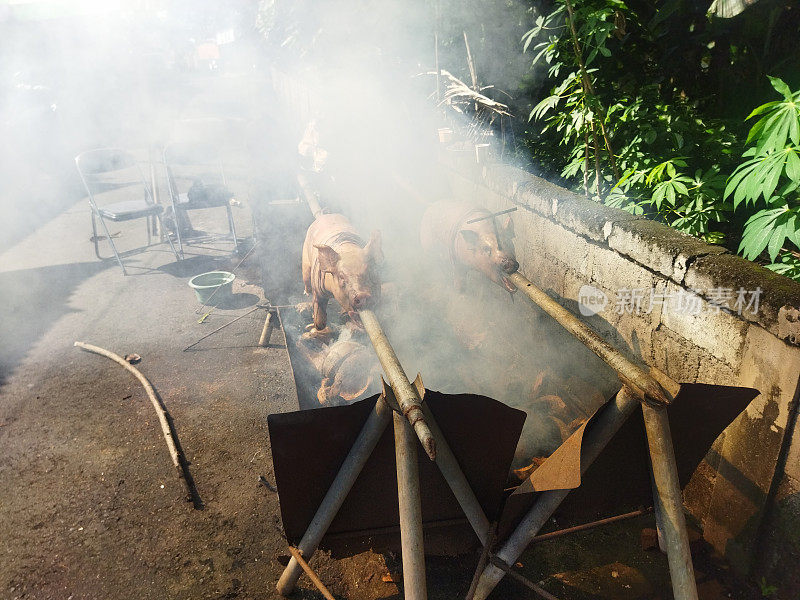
[157,213,181,262]
[641,404,698,600]
[91,212,102,259]
[226,205,239,254]
[394,410,427,600]
[421,403,490,544]
[471,387,640,600]
[649,461,668,553]
[276,397,393,596]
[96,214,127,276]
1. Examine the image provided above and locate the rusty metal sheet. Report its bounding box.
[268,389,526,555]
[516,420,589,494]
[498,383,759,538]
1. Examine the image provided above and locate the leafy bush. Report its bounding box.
[724,76,800,273]
[521,0,800,280]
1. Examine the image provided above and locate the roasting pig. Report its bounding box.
[317,339,381,405]
[420,200,519,292]
[302,213,383,335]
[296,325,381,406]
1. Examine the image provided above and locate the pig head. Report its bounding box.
[302,213,383,332]
[420,200,518,292]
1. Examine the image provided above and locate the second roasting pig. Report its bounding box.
[420,200,519,292]
[302,213,383,332]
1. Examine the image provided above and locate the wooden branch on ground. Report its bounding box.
[74,341,202,509]
[287,547,336,600]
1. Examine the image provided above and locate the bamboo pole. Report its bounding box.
[394,410,428,600]
[500,272,698,599]
[359,309,436,460]
[258,309,276,347]
[362,312,491,541]
[508,272,672,406]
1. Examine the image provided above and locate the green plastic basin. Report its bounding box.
[188,271,235,304]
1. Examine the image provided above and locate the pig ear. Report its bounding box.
[314,244,340,273]
[502,216,515,239]
[458,229,480,250]
[364,230,384,264]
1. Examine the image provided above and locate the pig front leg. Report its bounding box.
[302,294,335,342]
[313,295,328,331]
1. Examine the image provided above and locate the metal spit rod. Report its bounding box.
[361,309,492,544]
[477,271,698,600]
[507,272,671,407]
[395,410,428,600]
[359,309,437,461]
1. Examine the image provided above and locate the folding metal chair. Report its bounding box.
[75,148,180,275]
[163,142,240,259]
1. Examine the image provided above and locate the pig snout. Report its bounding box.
[501,256,519,274]
[351,292,373,310]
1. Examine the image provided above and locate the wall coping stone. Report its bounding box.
[444,155,800,345]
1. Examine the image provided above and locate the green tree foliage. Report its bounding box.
[522,0,800,279]
[725,76,800,274]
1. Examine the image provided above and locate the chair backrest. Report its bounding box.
[163,142,227,201]
[75,148,154,209]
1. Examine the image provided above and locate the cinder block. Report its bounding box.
[553,195,644,243]
[650,323,703,382]
[660,283,748,367]
[778,306,800,346]
[698,352,738,384]
[685,253,800,345]
[515,174,568,217]
[589,243,660,293]
[607,219,724,281]
[758,474,800,597]
[683,438,725,525]
[535,217,594,275]
[483,163,525,199]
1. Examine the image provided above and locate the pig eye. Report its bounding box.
[482,246,492,255]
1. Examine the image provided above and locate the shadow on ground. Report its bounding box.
[0,260,110,386]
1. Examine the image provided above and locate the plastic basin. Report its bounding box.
[188,271,235,304]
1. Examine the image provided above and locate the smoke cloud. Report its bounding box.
[1,0,619,469]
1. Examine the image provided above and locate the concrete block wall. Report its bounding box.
[442,155,800,593]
